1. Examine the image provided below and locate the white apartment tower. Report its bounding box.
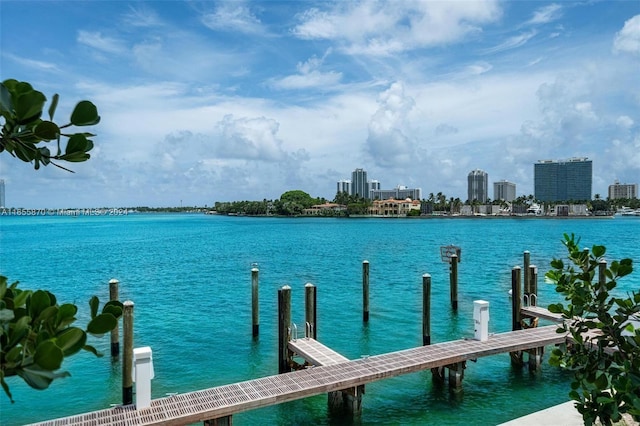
[608,180,638,200]
[468,170,488,203]
[493,180,516,202]
[336,179,351,196]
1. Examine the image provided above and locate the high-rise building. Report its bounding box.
[351,168,369,198]
[534,158,592,202]
[468,170,488,203]
[608,180,638,200]
[493,180,516,202]
[336,179,351,196]
[0,179,5,208]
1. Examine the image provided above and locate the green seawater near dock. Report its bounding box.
[1,214,638,425]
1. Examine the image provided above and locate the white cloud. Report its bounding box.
[123,5,164,28]
[3,53,61,72]
[481,31,537,54]
[77,30,126,54]
[613,15,640,55]
[270,50,343,90]
[293,1,502,55]
[201,3,263,34]
[215,115,288,161]
[616,115,634,129]
[366,82,416,167]
[526,4,563,26]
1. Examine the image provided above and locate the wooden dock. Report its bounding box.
[31,325,566,426]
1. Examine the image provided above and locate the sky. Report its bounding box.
[1,0,639,208]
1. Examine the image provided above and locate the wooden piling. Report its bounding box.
[251,267,259,338]
[362,260,370,322]
[450,254,458,310]
[529,265,538,306]
[305,283,317,340]
[122,300,134,405]
[422,274,431,346]
[511,266,522,331]
[523,251,531,297]
[598,259,607,287]
[278,286,292,374]
[510,266,523,366]
[109,278,120,358]
[204,417,232,426]
[448,362,465,391]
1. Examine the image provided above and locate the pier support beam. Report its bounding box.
[278,286,292,374]
[448,362,465,391]
[328,385,364,417]
[204,416,232,426]
[527,347,544,372]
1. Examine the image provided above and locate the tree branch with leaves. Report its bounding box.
[0,79,99,172]
[546,234,640,425]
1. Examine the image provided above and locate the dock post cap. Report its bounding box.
[124,300,135,307]
[281,285,291,290]
[305,282,314,287]
[109,278,120,284]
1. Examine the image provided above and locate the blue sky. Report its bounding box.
[1,0,639,208]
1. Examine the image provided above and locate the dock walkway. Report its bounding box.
[32,325,566,426]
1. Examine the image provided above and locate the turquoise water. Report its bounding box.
[1,214,638,425]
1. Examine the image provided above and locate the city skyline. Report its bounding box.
[1,1,639,208]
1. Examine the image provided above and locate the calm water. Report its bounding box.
[1,214,638,425]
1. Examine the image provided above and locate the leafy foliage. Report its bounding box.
[0,79,100,172]
[0,276,122,402]
[546,234,640,425]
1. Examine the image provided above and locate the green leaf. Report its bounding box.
[82,344,102,357]
[548,303,564,314]
[592,245,606,258]
[29,290,51,318]
[5,346,22,363]
[86,313,117,336]
[70,100,100,126]
[56,303,77,324]
[48,93,59,120]
[1,374,15,403]
[103,300,123,319]
[594,372,610,389]
[65,133,89,155]
[34,340,64,370]
[36,305,58,323]
[55,327,87,356]
[0,83,12,115]
[89,296,99,319]
[15,90,46,124]
[18,365,68,390]
[34,121,60,140]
